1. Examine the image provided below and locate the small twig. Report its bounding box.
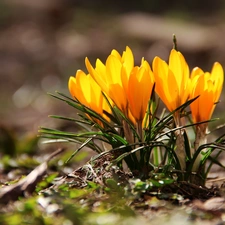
[47,148,66,162]
[206,177,225,183]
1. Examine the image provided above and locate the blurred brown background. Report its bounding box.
[1,0,225,137]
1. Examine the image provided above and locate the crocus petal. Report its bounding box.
[122,46,134,76]
[69,70,88,105]
[85,57,109,94]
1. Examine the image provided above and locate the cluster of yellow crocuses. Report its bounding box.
[68,46,224,137]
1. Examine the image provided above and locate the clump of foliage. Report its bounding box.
[40,38,225,189]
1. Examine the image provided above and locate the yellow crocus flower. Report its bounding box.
[85,46,134,115]
[68,70,111,122]
[153,49,191,169]
[153,49,191,126]
[190,62,224,132]
[190,63,224,171]
[127,59,155,123]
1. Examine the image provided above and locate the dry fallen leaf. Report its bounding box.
[0,148,64,204]
[192,197,225,214]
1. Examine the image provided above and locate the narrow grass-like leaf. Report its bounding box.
[183,130,191,160]
[65,137,94,163]
[49,115,92,126]
[205,150,223,177]
[207,154,225,169]
[49,92,118,133]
